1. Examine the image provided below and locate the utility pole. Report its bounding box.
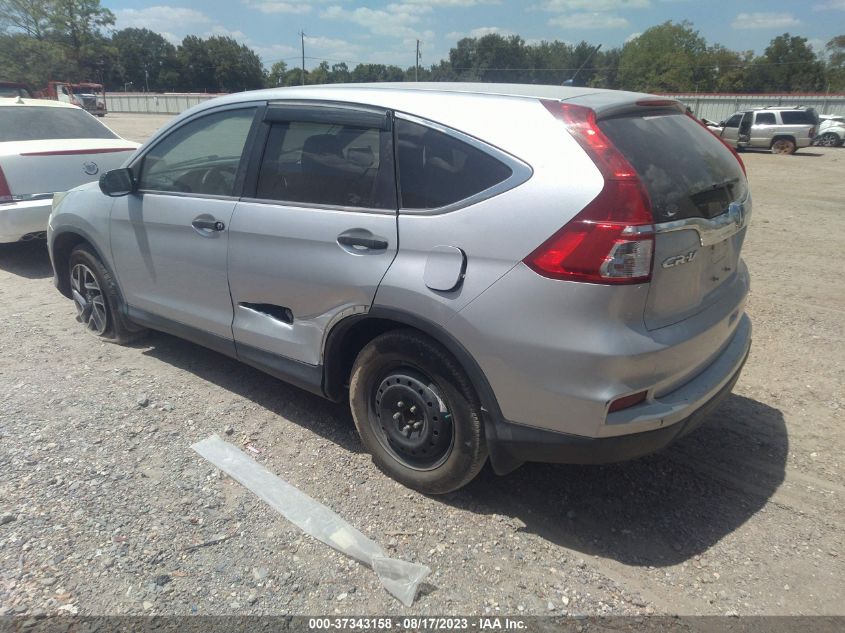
[300,30,306,86]
[415,39,420,82]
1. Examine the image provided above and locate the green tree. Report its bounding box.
[176,35,215,92]
[266,60,288,87]
[747,33,825,92]
[823,35,845,91]
[203,35,264,92]
[111,28,179,91]
[618,21,709,92]
[0,32,69,86]
[704,45,752,93]
[0,0,51,39]
[48,0,114,71]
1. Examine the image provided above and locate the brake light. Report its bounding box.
[0,165,12,204]
[809,126,816,137]
[524,101,654,284]
[686,112,746,176]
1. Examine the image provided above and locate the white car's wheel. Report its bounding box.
[817,132,841,147]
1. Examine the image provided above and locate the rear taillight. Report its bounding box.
[524,101,654,285]
[0,165,12,204]
[809,126,816,137]
[686,112,746,176]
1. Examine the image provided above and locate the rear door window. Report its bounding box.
[780,111,816,125]
[256,119,394,209]
[599,112,747,223]
[396,118,512,209]
[755,112,776,125]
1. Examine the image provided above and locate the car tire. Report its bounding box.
[349,329,488,494]
[817,132,840,148]
[68,244,145,344]
[771,138,797,154]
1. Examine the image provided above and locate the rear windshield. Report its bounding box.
[599,112,747,223]
[0,106,117,141]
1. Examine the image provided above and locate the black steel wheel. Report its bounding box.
[349,330,487,494]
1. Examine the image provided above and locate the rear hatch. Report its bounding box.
[597,109,749,330]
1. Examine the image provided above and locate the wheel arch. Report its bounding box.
[770,134,797,147]
[322,307,505,426]
[51,229,109,299]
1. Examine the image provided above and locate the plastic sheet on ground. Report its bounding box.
[191,434,431,606]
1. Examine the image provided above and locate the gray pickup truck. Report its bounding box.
[710,106,817,154]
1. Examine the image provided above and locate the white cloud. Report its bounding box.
[625,31,641,42]
[446,26,514,39]
[548,12,630,29]
[401,0,500,5]
[243,1,313,14]
[320,4,433,40]
[813,0,845,10]
[114,6,212,32]
[730,12,801,30]
[536,0,649,11]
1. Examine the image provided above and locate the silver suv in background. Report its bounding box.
[48,84,752,493]
[715,106,817,154]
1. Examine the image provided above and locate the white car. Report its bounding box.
[0,97,138,243]
[814,115,845,147]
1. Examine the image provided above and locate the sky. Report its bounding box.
[107,0,845,70]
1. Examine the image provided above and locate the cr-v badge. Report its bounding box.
[662,250,697,268]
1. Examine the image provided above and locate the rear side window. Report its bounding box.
[599,112,747,223]
[755,112,776,125]
[138,108,255,196]
[256,120,394,209]
[396,119,512,209]
[780,111,815,125]
[0,106,117,141]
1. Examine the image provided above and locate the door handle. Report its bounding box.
[337,235,388,250]
[192,218,225,231]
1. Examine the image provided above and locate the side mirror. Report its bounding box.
[99,168,135,197]
[718,121,725,127]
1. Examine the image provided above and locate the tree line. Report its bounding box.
[1,0,843,94]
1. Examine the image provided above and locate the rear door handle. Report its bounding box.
[192,218,225,231]
[337,235,388,250]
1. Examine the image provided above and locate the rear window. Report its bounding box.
[780,111,816,125]
[396,119,512,209]
[0,106,117,141]
[599,112,747,223]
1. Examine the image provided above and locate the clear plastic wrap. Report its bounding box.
[191,435,430,606]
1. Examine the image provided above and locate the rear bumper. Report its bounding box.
[486,321,750,473]
[0,198,52,243]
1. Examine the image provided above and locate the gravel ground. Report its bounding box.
[0,115,843,618]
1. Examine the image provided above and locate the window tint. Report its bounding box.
[0,106,117,141]
[256,120,394,209]
[755,112,776,125]
[780,111,815,125]
[599,112,747,223]
[724,114,743,128]
[138,108,255,196]
[396,119,512,209]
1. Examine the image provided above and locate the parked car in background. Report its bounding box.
[48,84,751,493]
[0,81,33,98]
[715,106,817,154]
[813,114,845,147]
[0,97,138,243]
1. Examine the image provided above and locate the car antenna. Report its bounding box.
[563,44,601,87]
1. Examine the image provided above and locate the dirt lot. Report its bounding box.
[0,113,843,618]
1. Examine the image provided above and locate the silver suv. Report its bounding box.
[48,84,752,493]
[715,106,817,154]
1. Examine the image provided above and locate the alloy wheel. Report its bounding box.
[70,263,108,335]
